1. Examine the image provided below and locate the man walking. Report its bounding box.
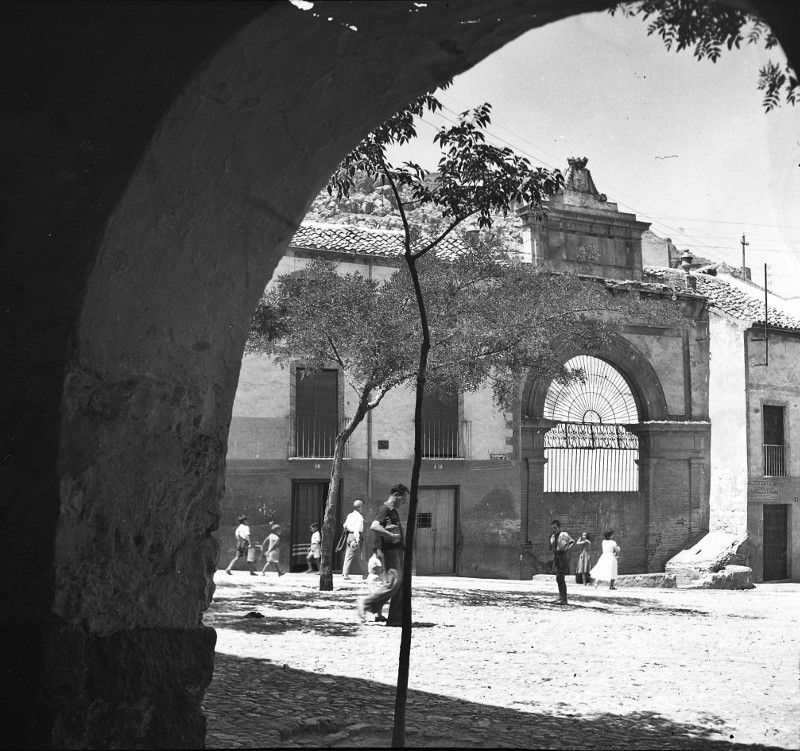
[549,519,575,605]
[357,483,409,626]
[341,499,367,580]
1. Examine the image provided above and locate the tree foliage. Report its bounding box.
[249,249,669,419]
[612,0,798,110]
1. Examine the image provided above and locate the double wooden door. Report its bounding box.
[414,487,457,575]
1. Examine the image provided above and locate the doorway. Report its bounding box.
[291,480,343,572]
[763,504,789,581]
[414,486,457,575]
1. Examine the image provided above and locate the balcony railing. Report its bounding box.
[290,417,350,459]
[764,444,786,476]
[421,420,470,459]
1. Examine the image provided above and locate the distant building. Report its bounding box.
[222,158,799,582]
[645,264,800,582]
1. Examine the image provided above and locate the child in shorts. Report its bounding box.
[305,523,321,573]
[364,551,396,623]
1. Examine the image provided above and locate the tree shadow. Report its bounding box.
[420,586,712,616]
[204,654,785,750]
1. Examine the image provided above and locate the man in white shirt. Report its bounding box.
[341,500,367,580]
[225,515,255,575]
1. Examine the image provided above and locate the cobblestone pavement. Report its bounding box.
[203,572,799,749]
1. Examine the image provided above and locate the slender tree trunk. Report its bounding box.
[392,253,430,747]
[319,403,369,591]
[318,433,346,591]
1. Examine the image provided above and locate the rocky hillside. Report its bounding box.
[303,172,526,248]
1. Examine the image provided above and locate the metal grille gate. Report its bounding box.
[544,423,639,492]
[543,355,640,493]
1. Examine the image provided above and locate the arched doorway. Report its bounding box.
[524,354,649,573]
[542,355,640,494]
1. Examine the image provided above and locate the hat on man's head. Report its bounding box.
[237,515,248,523]
[353,500,363,509]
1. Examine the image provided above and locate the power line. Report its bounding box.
[407,101,800,278]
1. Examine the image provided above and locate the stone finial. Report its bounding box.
[564,156,603,198]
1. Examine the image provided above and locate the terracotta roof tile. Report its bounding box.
[291,221,466,257]
[644,266,800,331]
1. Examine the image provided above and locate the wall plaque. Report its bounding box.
[748,478,779,502]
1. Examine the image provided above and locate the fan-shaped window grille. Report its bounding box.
[543,356,639,492]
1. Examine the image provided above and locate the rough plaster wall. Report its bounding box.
[709,315,748,535]
[746,330,800,476]
[229,354,291,460]
[464,385,511,459]
[624,331,686,416]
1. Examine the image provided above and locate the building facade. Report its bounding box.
[222,159,734,580]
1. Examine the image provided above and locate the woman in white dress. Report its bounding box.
[590,529,620,590]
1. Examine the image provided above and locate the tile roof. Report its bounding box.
[644,266,800,331]
[291,221,467,257]
[290,224,799,330]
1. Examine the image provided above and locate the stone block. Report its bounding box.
[683,565,755,590]
[665,531,748,576]
[612,573,677,588]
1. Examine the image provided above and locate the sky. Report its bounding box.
[384,9,800,299]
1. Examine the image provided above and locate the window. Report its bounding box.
[763,405,786,477]
[543,355,639,492]
[294,368,339,458]
[421,389,461,458]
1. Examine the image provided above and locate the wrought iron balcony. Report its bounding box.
[290,417,350,459]
[421,420,470,459]
[764,444,786,477]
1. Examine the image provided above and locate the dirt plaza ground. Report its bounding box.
[203,571,799,749]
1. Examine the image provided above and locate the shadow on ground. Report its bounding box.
[212,579,721,618]
[204,653,784,750]
[411,586,713,617]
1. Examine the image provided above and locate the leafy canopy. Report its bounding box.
[612,0,797,111]
[248,238,678,411]
[329,92,564,250]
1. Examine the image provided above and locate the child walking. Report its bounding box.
[305,523,321,573]
[260,523,285,577]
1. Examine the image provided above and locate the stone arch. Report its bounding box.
[521,334,669,422]
[4,2,800,747]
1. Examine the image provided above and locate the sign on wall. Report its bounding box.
[748,479,779,503]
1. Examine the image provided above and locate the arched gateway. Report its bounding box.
[518,158,711,577]
[543,355,640,494]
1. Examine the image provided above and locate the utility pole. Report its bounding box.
[741,233,749,279]
[764,262,769,367]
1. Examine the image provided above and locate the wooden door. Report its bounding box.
[763,504,789,581]
[291,481,327,572]
[414,487,456,575]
